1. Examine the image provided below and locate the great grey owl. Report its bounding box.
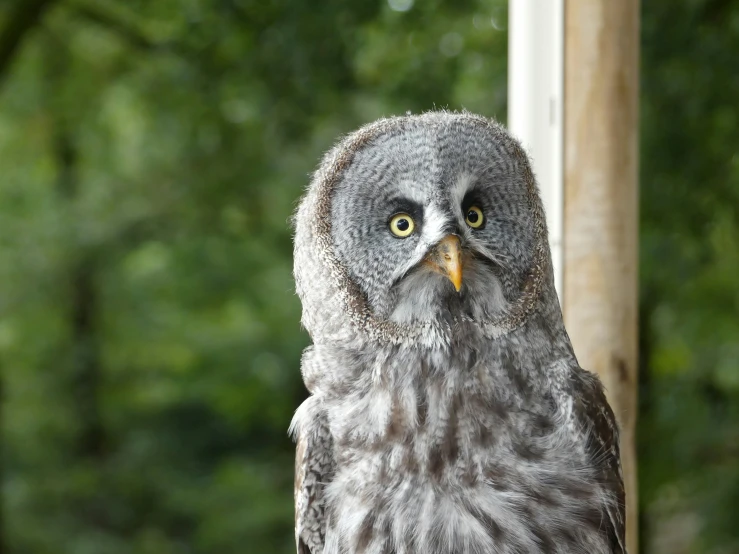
[290,111,625,554]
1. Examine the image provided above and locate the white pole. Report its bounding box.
[507,0,564,300]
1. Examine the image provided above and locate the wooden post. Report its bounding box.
[563,2,640,552]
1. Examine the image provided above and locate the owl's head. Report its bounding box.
[294,112,552,345]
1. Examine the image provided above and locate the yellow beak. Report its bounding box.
[424,235,463,292]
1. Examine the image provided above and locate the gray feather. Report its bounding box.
[291,111,626,554]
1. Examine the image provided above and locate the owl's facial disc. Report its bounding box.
[423,235,463,292]
[326,116,542,330]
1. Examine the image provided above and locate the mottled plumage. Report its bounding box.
[290,111,625,554]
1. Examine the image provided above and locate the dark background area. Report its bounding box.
[0,1,737,552]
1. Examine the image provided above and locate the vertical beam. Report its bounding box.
[508,0,564,299]
[563,2,640,552]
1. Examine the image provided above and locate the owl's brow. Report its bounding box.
[464,156,517,184]
[383,197,425,219]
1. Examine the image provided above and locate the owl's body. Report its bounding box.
[291,112,625,554]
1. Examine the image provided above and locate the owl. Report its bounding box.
[290,111,625,554]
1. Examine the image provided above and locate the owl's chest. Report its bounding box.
[326,377,564,488]
[324,348,560,475]
[320,361,608,554]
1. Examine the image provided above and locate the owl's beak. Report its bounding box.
[425,235,463,292]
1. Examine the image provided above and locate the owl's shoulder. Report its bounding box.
[292,394,335,554]
[568,366,627,553]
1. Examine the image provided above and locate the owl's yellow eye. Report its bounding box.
[389,213,415,237]
[465,206,484,229]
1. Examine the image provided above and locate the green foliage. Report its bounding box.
[639,2,739,552]
[0,0,736,553]
[0,1,508,552]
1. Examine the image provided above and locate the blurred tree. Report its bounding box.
[0,0,736,553]
[639,2,739,553]
[0,0,59,84]
[0,1,508,553]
